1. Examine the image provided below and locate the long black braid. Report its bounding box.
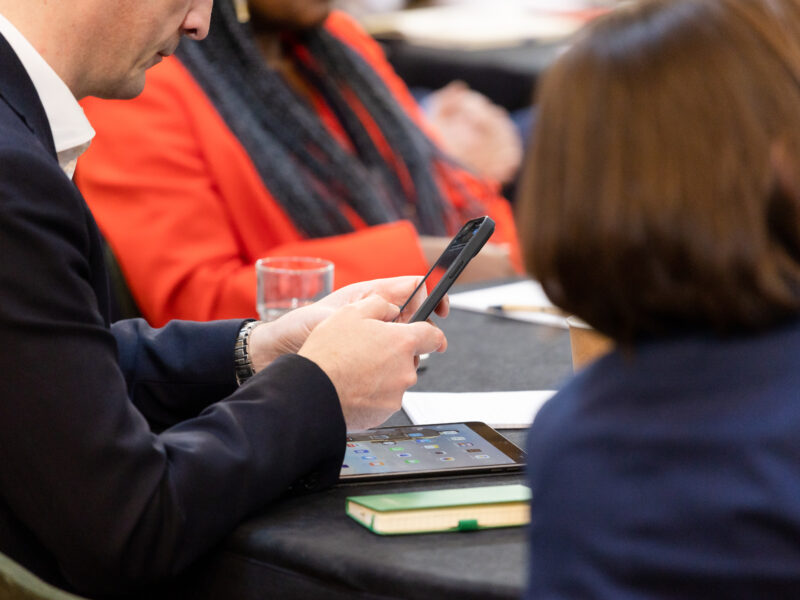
[176,1,482,238]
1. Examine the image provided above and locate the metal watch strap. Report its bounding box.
[234,320,262,386]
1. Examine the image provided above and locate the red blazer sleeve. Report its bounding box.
[77,59,430,327]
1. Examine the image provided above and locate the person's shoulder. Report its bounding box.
[323,10,386,63]
[0,145,88,252]
[0,143,77,199]
[0,95,80,200]
[0,93,42,151]
[324,10,369,39]
[527,357,625,450]
[0,105,61,183]
[529,384,580,437]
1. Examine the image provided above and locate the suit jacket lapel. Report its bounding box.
[0,32,57,158]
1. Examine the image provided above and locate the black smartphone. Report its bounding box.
[339,421,526,482]
[398,216,495,322]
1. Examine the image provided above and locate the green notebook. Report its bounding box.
[346,484,531,535]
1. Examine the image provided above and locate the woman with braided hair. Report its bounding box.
[76,0,522,325]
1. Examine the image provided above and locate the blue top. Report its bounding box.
[525,319,800,599]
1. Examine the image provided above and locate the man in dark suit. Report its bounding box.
[0,1,446,597]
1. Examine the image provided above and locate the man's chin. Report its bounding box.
[94,73,147,101]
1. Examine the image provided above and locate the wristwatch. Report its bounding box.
[234,319,262,386]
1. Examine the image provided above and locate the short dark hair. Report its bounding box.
[517,0,800,343]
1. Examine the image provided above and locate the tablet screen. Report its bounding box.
[339,422,525,481]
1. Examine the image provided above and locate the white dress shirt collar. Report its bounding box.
[0,12,94,178]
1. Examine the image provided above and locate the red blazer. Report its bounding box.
[77,11,521,326]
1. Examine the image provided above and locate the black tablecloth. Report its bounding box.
[380,38,567,111]
[173,288,573,599]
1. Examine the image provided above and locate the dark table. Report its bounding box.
[380,38,567,111]
[176,287,573,599]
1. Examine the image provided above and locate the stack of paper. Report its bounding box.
[362,5,583,49]
[434,0,614,20]
[448,280,568,328]
[402,390,557,429]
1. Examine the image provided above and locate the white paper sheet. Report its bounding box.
[402,390,557,429]
[362,6,581,49]
[448,280,568,328]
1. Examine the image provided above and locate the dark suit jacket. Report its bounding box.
[525,319,800,599]
[0,33,346,598]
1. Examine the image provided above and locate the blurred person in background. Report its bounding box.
[336,0,529,181]
[77,0,522,326]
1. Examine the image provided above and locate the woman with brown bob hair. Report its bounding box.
[520,0,800,596]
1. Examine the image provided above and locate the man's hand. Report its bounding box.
[247,276,449,372]
[297,295,447,431]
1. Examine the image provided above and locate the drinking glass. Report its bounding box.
[256,257,334,321]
